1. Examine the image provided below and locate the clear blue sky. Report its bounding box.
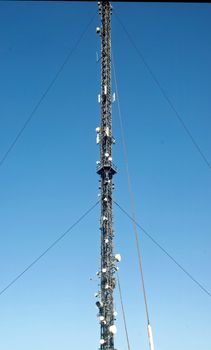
[0,1,211,349]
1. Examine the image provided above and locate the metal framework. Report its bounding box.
[96,2,118,350]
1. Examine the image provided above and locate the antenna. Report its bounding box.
[95,1,118,350]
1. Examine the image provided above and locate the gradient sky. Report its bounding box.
[0,1,211,350]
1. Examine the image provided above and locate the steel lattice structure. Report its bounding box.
[96,2,118,350]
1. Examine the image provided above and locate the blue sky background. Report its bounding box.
[0,1,211,349]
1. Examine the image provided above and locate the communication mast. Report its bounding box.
[95,1,119,350]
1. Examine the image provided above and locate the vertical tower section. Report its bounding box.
[96,1,118,350]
